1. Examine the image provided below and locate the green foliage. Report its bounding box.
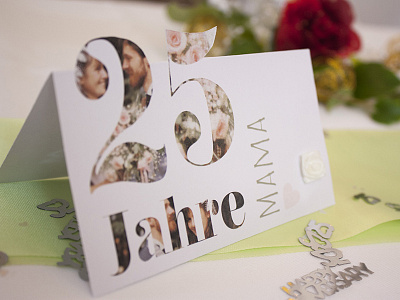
[228,27,263,55]
[167,2,224,23]
[372,96,400,124]
[168,1,262,56]
[354,62,400,99]
[353,62,400,124]
[325,89,353,110]
[226,7,249,26]
[168,1,400,125]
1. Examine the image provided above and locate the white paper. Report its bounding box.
[54,44,334,295]
[0,77,67,183]
[0,34,334,296]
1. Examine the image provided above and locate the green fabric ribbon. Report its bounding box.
[1,118,399,265]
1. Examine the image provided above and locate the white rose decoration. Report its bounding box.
[301,151,326,183]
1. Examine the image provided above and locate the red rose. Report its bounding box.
[275,0,360,58]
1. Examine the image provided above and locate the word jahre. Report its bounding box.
[247,117,279,218]
[107,191,246,275]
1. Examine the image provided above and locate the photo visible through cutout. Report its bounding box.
[77,38,167,192]
[110,213,131,275]
[166,27,216,65]
[75,49,109,100]
[174,79,234,166]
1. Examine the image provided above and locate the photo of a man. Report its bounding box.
[122,39,152,107]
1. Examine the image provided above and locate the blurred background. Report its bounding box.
[1,2,400,299]
[1,0,400,128]
[134,0,400,26]
[341,0,399,26]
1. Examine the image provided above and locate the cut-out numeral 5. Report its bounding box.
[166,28,234,166]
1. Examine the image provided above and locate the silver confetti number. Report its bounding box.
[0,251,8,267]
[281,220,373,299]
[37,199,88,281]
[37,198,75,218]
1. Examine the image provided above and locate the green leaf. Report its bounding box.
[226,8,249,26]
[372,96,400,124]
[354,62,400,99]
[167,2,224,23]
[313,63,329,73]
[228,27,263,55]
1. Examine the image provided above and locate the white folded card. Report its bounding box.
[0,28,335,296]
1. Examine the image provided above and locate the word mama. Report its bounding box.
[247,117,279,218]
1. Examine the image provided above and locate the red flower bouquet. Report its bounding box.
[275,0,360,58]
[168,0,400,124]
